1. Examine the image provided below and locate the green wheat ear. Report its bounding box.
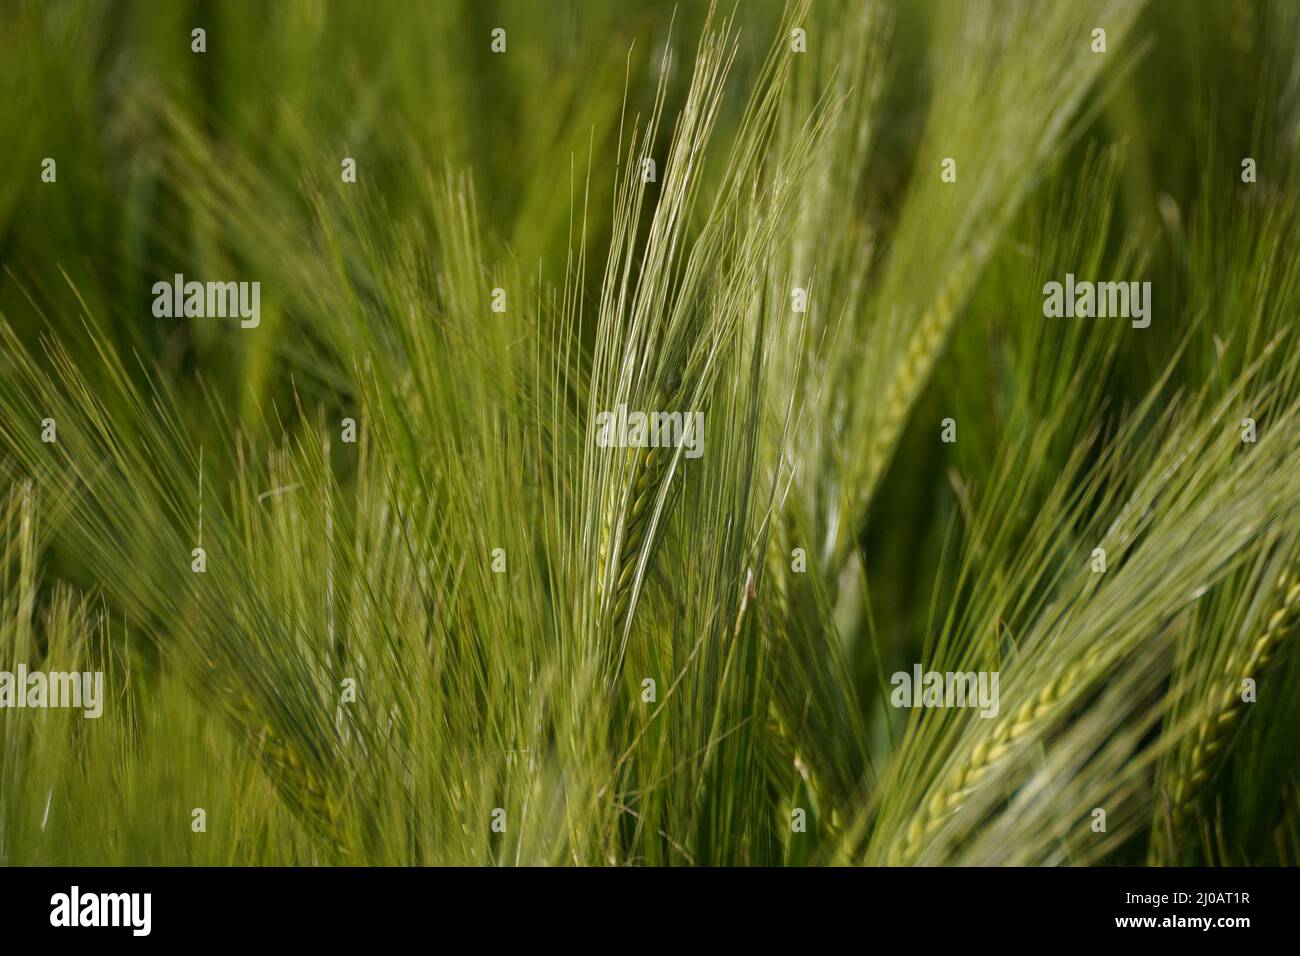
[1157,570,1300,857]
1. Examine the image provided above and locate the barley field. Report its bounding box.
[1,0,1298,867]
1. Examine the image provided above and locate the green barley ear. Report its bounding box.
[596,382,682,632]
[837,0,1149,562]
[857,368,1300,866]
[1153,568,1300,861]
[862,251,978,499]
[889,642,1110,865]
[249,711,345,844]
[582,2,822,665]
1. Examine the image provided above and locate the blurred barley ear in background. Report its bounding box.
[1,0,1299,866]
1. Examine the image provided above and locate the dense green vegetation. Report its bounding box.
[1,0,1298,865]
